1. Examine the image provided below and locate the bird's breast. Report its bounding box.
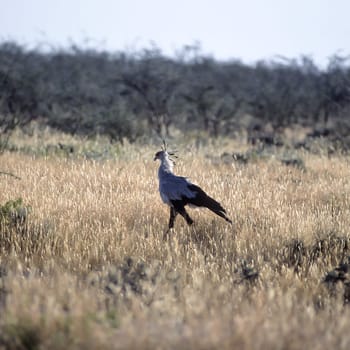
[159,190,171,205]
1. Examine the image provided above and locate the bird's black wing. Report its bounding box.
[183,184,224,210]
[183,184,232,223]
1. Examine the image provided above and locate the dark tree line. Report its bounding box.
[0,41,350,142]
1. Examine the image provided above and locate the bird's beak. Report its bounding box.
[153,156,157,161]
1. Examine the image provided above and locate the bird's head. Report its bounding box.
[154,140,177,163]
[154,150,166,161]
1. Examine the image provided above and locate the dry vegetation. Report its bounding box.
[1,134,350,349]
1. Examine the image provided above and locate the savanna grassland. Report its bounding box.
[1,132,350,349]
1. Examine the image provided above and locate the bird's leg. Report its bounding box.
[181,208,194,226]
[174,203,194,226]
[168,206,177,229]
[163,207,177,240]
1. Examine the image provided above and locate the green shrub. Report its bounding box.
[0,198,30,228]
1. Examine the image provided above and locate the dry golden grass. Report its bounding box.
[1,137,350,349]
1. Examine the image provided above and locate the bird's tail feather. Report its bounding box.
[187,185,232,224]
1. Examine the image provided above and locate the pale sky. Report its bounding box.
[1,0,350,66]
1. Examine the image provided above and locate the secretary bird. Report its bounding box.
[154,146,232,231]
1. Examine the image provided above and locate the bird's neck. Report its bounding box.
[158,156,174,176]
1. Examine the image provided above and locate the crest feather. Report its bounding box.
[160,139,178,163]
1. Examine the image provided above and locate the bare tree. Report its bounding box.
[118,49,179,136]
